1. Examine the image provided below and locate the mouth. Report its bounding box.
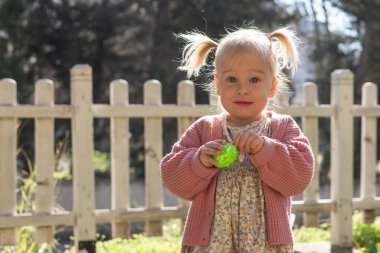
[234,101,253,106]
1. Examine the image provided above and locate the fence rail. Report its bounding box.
[0,65,379,252]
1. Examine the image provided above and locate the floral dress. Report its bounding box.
[181,114,293,253]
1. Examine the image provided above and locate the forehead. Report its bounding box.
[215,46,270,73]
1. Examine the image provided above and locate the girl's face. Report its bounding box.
[214,51,278,127]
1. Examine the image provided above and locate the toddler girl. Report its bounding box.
[161,25,314,252]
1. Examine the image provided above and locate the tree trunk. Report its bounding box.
[356,16,375,99]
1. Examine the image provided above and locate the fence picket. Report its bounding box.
[110,79,131,238]
[302,83,320,227]
[144,80,163,236]
[70,65,96,252]
[330,70,354,249]
[35,79,55,243]
[0,79,17,245]
[360,82,378,224]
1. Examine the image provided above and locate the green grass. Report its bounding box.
[293,212,380,253]
[94,220,182,253]
[94,234,181,253]
[352,212,380,252]
[62,219,182,253]
[293,223,331,242]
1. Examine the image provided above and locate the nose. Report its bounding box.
[236,83,249,94]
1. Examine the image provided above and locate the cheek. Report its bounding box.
[252,85,267,94]
[216,84,223,96]
[259,84,273,95]
[218,84,233,94]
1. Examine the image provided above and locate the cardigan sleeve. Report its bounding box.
[160,118,218,201]
[250,116,314,197]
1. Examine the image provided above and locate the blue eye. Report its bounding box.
[227,76,237,82]
[249,77,260,83]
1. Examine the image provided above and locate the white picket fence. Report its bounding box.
[0,65,379,252]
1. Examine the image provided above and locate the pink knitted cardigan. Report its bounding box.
[160,112,314,246]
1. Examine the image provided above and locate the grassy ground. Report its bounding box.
[63,212,379,253]
[0,212,378,253]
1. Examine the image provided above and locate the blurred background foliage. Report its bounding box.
[0,0,379,180]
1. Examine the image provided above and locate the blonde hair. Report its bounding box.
[177,25,299,110]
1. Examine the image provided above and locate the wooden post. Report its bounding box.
[0,79,17,245]
[177,80,195,228]
[360,82,377,224]
[110,79,130,238]
[144,80,163,236]
[71,65,96,253]
[330,70,353,251]
[302,82,320,227]
[35,79,55,243]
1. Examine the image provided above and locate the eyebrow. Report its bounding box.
[221,68,265,74]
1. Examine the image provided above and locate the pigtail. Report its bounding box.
[176,31,218,78]
[268,28,299,75]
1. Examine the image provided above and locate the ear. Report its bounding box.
[214,72,221,95]
[269,78,279,98]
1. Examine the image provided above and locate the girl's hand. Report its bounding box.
[234,130,264,154]
[199,139,226,167]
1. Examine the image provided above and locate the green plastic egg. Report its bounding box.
[213,143,238,168]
